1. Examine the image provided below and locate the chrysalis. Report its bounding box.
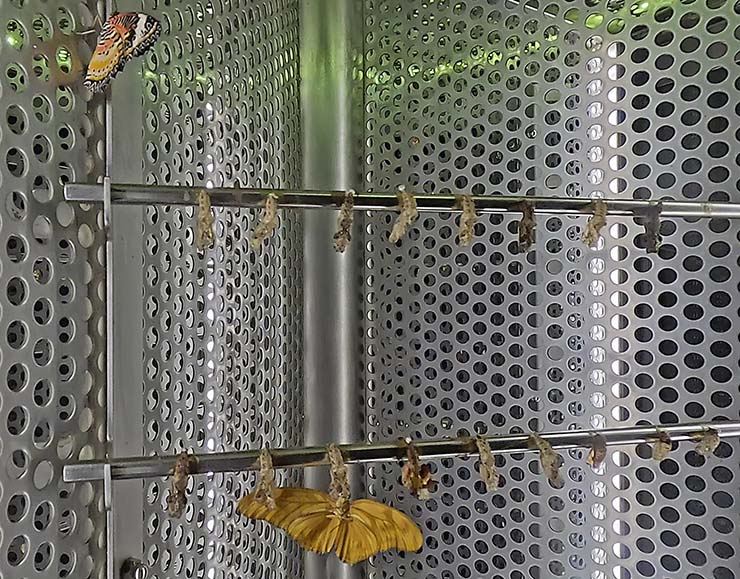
[518,201,536,252]
[456,195,476,247]
[196,190,215,251]
[693,429,720,457]
[586,434,607,469]
[251,193,279,249]
[401,442,437,500]
[651,431,672,462]
[582,200,607,248]
[253,448,277,510]
[529,433,563,488]
[475,436,500,492]
[166,452,197,518]
[333,190,355,253]
[389,186,418,243]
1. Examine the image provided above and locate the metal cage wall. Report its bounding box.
[360,2,739,579]
[0,1,738,579]
[138,2,305,579]
[0,2,108,579]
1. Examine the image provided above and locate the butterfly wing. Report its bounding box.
[334,511,381,565]
[124,13,162,59]
[357,499,423,552]
[238,487,340,556]
[335,499,422,564]
[239,488,423,565]
[85,13,160,93]
[85,14,132,92]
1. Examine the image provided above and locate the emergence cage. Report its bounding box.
[0,1,738,579]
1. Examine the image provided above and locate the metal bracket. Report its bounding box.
[120,558,148,579]
[104,175,115,446]
[104,463,114,579]
[103,176,113,236]
[104,463,112,510]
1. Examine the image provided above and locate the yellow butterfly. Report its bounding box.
[238,487,422,564]
[238,444,422,564]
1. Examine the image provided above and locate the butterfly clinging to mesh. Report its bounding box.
[238,444,423,564]
[85,12,161,93]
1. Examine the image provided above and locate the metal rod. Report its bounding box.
[65,183,740,218]
[63,421,740,483]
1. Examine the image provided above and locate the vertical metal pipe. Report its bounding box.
[301,0,363,577]
[106,1,145,576]
[102,0,116,576]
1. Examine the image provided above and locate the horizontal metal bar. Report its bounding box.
[64,183,740,218]
[63,421,740,482]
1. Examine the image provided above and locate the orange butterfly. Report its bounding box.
[238,444,422,564]
[239,487,422,565]
[85,12,161,93]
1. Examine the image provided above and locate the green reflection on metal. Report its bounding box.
[564,7,581,23]
[32,54,50,82]
[630,0,650,15]
[374,47,522,86]
[607,17,626,33]
[56,46,73,74]
[524,40,541,55]
[585,13,605,29]
[5,19,25,50]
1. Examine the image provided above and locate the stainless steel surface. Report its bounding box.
[360,2,739,579]
[301,0,363,576]
[108,5,146,574]
[63,421,740,482]
[0,2,107,579]
[104,0,114,176]
[120,558,148,579]
[65,183,740,218]
[137,2,304,579]
[12,1,737,578]
[103,176,113,444]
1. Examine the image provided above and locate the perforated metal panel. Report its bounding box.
[0,2,107,579]
[4,0,738,578]
[138,1,304,579]
[362,2,739,579]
